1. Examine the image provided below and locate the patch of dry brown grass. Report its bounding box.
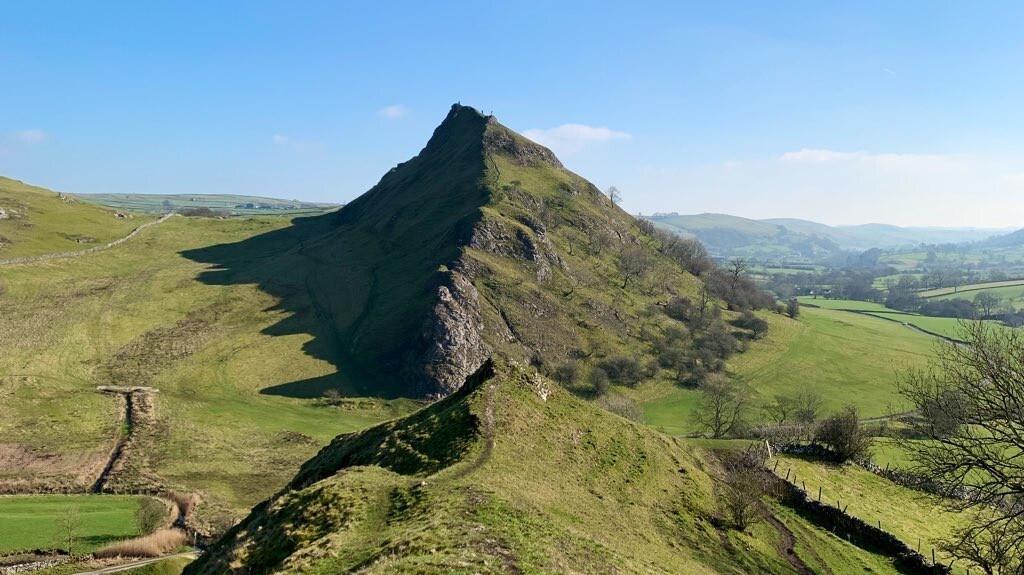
[93,528,187,558]
[164,491,199,518]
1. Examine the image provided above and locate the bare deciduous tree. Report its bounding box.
[607,186,622,205]
[897,321,1024,572]
[617,245,653,288]
[763,394,798,425]
[588,227,613,255]
[58,507,81,555]
[692,374,749,439]
[719,453,767,531]
[727,257,748,286]
[793,390,824,425]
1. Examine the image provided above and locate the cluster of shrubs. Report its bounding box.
[546,225,784,421]
[918,298,975,318]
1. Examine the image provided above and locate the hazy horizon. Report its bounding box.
[4,2,1024,227]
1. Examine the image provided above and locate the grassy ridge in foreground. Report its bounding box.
[187,360,906,574]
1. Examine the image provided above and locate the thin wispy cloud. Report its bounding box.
[271,133,326,153]
[378,105,408,119]
[780,148,862,162]
[8,129,50,143]
[779,148,962,171]
[883,67,896,76]
[522,123,630,155]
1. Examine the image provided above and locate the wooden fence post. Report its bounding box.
[817,486,822,502]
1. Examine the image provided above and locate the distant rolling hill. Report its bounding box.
[978,227,1024,248]
[78,192,340,216]
[647,212,1006,261]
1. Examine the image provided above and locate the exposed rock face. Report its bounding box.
[419,271,490,395]
[483,123,563,169]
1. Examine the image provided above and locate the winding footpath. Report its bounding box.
[69,553,197,575]
[0,213,176,267]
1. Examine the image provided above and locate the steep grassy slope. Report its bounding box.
[184,105,704,398]
[0,176,155,258]
[187,360,905,575]
[772,456,968,572]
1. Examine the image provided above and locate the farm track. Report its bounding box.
[0,213,176,267]
[70,552,197,575]
[800,302,968,345]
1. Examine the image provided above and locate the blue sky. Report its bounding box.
[3,1,1024,227]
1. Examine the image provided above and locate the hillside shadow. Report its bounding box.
[184,106,495,400]
[181,213,391,399]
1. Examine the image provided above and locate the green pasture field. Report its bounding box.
[796,296,889,311]
[919,278,1024,298]
[0,494,143,554]
[798,296,1005,340]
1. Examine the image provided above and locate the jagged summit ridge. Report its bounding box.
[187,104,690,398]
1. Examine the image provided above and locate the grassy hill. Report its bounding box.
[183,105,704,398]
[648,213,842,261]
[0,176,156,259]
[186,359,908,574]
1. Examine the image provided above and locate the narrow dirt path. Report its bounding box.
[763,511,815,575]
[70,552,197,575]
[0,213,177,267]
